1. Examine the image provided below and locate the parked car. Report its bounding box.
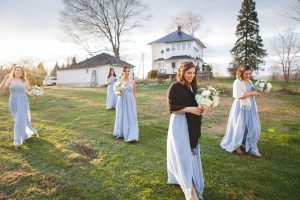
[43,77,57,86]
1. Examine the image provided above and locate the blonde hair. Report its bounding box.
[236,65,251,80]
[11,66,27,82]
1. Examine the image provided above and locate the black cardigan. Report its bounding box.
[167,82,202,150]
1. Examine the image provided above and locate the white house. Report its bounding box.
[57,53,135,87]
[149,26,206,75]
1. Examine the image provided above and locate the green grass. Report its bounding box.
[0,80,299,200]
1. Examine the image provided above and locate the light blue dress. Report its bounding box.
[113,82,138,142]
[220,84,261,156]
[106,76,117,109]
[9,82,37,146]
[167,114,204,200]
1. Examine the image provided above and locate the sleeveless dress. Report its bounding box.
[220,84,261,156]
[9,82,37,146]
[106,76,117,109]
[113,81,139,142]
[167,113,204,199]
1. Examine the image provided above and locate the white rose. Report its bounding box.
[201,98,212,108]
[202,90,211,97]
[195,94,203,104]
[212,96,220,107]
[259,83,265,88]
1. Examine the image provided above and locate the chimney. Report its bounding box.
[178,26,181,34]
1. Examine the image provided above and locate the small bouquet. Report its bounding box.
[29,85,44,97]
[254,80,272,92]
[195,85,220,108]
[113,80,127,96]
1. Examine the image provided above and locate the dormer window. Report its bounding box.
[166,48,170,52]
[161,50,164,54]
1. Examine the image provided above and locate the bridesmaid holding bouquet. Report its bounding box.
[0,66,38,147]
[113,67,138,142]
[220,65,262,157]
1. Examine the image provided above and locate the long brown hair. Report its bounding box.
[176,62,198,92]
[107,68,116,78]
[11,66,27,82]
[236,65,251,80]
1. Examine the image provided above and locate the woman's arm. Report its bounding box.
[239,91,261,99]
[233,79,261,99]
[25,79,31,93]
[105,78,111,84]
[0,74,11,91]
[132,80,136,98]
[172,106,203,116]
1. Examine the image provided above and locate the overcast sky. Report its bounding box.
[0,0,299,77]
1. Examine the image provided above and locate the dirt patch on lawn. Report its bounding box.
[75,144,98,160]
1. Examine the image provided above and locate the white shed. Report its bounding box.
[57,53,135,87]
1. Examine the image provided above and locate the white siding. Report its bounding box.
[150,38,205,73]
[57,65,134,87]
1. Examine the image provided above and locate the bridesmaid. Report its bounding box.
[167,62,205,200]
[113,66,138,142]
[106,68,118,110]
[220,65,262,157]
[0,66,38,147]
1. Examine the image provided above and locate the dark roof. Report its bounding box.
[154,58,164,61]
[166,55,194,60]
[149,31,206,48]
[59,53,134,70]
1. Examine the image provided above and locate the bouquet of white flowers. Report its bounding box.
[113,80,127,96]
[195,85,220,108]
[29,85,44,96]
[254,80,272,92]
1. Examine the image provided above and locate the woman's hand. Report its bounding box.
[5,74,11,79]
[199,106,205,113]
[252,91,261,97]
[187,107,203,116]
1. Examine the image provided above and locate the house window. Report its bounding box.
[172,44,175,51]
[194,46,199,52]
[166,48,170,52]
[86,69,89,73]
[157,63,161,69]
[177,43,181,51]
[161,50,164,54]
[187,42,191,50]
[172,62,176,68]
[182,42,186,50]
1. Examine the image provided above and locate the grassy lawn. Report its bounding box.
[0,80,299,200]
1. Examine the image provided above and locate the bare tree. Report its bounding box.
[287,0,300,23]
[61,0,150,59]
[272,27,300,90]
[167,11,202,36]
[269,64,281,81]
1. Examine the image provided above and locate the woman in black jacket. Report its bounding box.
[167,62,205,200]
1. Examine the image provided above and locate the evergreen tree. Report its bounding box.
[71,57,77,65]
[230,0,267,75]
[50,62,60,77]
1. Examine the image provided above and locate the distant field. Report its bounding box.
[0,79,299,199]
